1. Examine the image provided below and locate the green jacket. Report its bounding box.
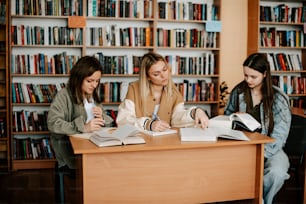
[47,88,113,169]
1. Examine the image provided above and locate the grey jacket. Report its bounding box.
[47,88,113,169]
[224,85,291,158]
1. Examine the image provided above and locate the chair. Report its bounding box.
[283,114,306,203]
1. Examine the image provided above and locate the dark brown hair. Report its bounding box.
[67,56,103,104]
[241,53,274,134]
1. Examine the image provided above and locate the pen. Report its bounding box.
[152,104,160,121]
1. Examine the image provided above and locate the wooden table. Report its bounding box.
[70,131,274,204]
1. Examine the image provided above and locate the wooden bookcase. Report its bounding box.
[9,0,222,170]
[247,0,306,108]
[0,0,10,171]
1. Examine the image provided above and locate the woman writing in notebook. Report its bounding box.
[116,52,209,132]
[47,56,113,171]
[224,53,291,204]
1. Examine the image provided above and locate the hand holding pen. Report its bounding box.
[151,119,171,132]
[151,112,171,132]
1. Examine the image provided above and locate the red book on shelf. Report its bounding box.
[276,53,287,71]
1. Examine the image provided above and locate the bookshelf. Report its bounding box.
[0,0,9,170]
[247,0,306,108]
[9,0,84,170]
[9,0,222,170]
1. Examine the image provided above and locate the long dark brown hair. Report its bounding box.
[240,53,274,134]
[67,56,103,104]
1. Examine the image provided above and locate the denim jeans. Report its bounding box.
[263,149,290,204]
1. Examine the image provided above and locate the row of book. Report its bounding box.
[176,80,216,102]
[11,25,83,46]
[12,108,118,134]
[86,26,153,47]
[94,52,216,75]
[260,4,306,23]
[290,98,306,109]
[13,137,54,160]
[99,80,217,103]
[11,51,216,76]
[99,81,128,103]
[13,110,49,132]
[157,28,217,48]
[88,0,153,18]
[11,52,80,75]
[260,27,304,47]
[158,1,218,21]
[12,83,66,104]
[266,53,303,71]
[94,53,139,74]
[11,0,83,16]
[166,53,215,75]
[272,75,306,95]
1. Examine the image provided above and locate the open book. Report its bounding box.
[89,124,146,147]
[142,128,177,136]
[180,126,250,142]
[209,113,261,132]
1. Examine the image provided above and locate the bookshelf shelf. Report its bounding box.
[87,17,155,21]
[248,0,306,108]
[12,131,49,135]
[9,0,222,170]
[12,159,56,171]
[12,74,71,77]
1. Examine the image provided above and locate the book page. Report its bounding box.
[208,115,232,129]
[230,113,261,132]
[142,129,177,136]
[216,128,250,141]
[110,124,140,140]
[180,127,217,141]
[89,135,122,147]
[122,136,146,145]
[70,127,116,139]
[180,127,249,141]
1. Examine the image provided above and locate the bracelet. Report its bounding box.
[149,120,154,131]
[190,108,197,120]
[143,119,149,130]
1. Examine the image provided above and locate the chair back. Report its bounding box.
[284,114,306,156]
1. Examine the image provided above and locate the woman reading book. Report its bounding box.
[47,56,113,172]
[224,53,291,204]
[116,52,209,132]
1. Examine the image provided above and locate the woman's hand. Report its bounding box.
[84,117,105,132]
[194,108,209,129]
[151,120,171,132]
[92,106,103,118]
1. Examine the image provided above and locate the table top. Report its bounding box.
[70,129,274,155]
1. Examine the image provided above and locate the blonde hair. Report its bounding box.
[139,52,174,114]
